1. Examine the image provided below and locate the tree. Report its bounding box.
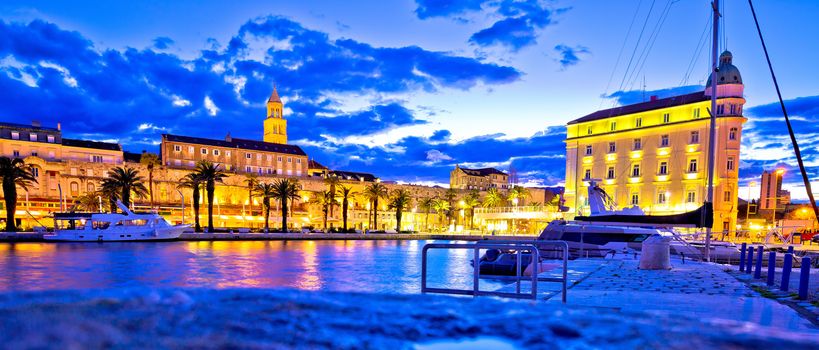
[417,197,434,232]
[0,157,37,232]
[271,178,300,232]
[364,183,388,230]
[244,173,259,216]
[102,166,148,209]
[483,187,505,208]
[71,192,100,212]
[309,190,333,230]
[193,161,227,233]
[139,152,161,210]
[463,190,481,230]
[99,179,121,213]
[337,185,356,232]
[444,188,458,223]
[254,182,276,232]
[389,188,412,232]
[177,173,203,232]
[324,174,341,218]
[508,185,530,206]
[431,198,451,232]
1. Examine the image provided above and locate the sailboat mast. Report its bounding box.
[705,0,720,262]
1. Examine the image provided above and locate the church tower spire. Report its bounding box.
[264,85,287,144]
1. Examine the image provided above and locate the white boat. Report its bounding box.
[43,201,188,242]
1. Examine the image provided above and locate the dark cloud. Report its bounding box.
[415,0,485,19]
[429,129,451,141]
[554,44,589,69]
[604,85,704,106]
[152,37,174,50]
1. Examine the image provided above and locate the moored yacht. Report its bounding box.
[43,201,188,242]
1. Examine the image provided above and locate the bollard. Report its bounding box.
[798,257,811,300]
[780,253,793,292]
[746,246,755,274]
[787,246,794,255]
[754,246,764,279]
[767,252,776,286]
[739,243,747,272]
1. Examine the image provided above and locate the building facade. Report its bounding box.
[759,169,789,211]
[564,51,747,233]
[450,165,509,190]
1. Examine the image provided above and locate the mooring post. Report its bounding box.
[754,246,763,279]
[746,246,755,274]
[739,243,747,272]
[798,257,811,300]
[787,246,794,255]
[780,253,793,292]
[767,251,776,286]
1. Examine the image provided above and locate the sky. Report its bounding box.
[1,0,819,200]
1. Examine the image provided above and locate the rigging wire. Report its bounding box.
[625,0,679,92]
[599,0,645,109]
[615,0,658,98]
[679,12,712,86]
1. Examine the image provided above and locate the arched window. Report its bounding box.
[70,182,79,196]
[87,183,95,193]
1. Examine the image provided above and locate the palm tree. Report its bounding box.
[309,190,333,230]
[463,190,481,230]
[324,174,341,218]
[364,183,388,230]
[483,187,505,208]
[193,161,227,233]
[417,197,434,232]
[444,188,458,224]
[244,173,259,216]
[389,188,412,232]
[99,180,121,213]
[103,166,148,209]
[177,173,203,232]
[431,198,450,232]
[337,185,356,232]
[71,192,100,212]
[508,185,530,206]
[253,182,276,232]
[0,157,37,232]
[270,178,300,232]
[139,152,161,210]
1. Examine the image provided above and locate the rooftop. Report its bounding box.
[568,91,709,125]
[62,138,122,151]
[330,169,377,182]
[457,166,507,177]
[163,134,306,156]
[0,121,60,132]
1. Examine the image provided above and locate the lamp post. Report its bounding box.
[745,181,757,241]
[176,189,185,224]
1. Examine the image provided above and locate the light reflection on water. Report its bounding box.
[0,240,503,293]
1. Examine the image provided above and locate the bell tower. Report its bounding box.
[263,86,287,144]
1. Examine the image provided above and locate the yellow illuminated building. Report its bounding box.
[564,51,746,233]
[263,87,287,144]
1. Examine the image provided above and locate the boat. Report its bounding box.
[43,201,189,242]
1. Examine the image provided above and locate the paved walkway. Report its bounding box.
[516,257,819,331]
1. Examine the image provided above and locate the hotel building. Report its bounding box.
[450,165,509,190]
[564,51,746,233]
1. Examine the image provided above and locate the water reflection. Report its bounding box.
[0,240,503,293]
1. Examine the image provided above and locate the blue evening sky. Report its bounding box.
[1,1,818,199]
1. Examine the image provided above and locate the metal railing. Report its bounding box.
[421,240,568,302]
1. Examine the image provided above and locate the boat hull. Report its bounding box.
[43,225,188,242]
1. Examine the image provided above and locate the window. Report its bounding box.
[585,145,593,156]
[245,166,252,173]
[31,167,39,177]
[257,154,262,161]
[663,113,670,123]
[267,155,272,162]
[607,167,615,179]
[693,108,700,118]
[631,193,639,206]
[91,155,103,163]
[688,159,698,173]
[277,169,283,175]
[635,118,642,128]
[188,146,194,153]
[174,159,181,166]
[729,127,737,140]
[660,135,669,147]
[48,151,55,159]
[584,169,591,180]
[201,148,207,155]
[610,121,617,131]
[187,161,194,167]
[730,104,737,115]
[226,151,231,157]
[287,157,292,163]
[727,157,735,171]
[70,168,78,175]
[287,169,292,176]
[11,131,19,140]
[658,161,668,175]
[87,170,93,177]
[587,126,593,135]
[213,149,220,156]
[716,104,725,115]
[608,142,616,153]
[296,159,301,164]
[87,183,95,192]
[277,156,282,162]
[687,190,697,203]
[690,131,699,144]
[631,164,640,177]
[29,133,37,142]
[47,135,55,143]
[12,150,19,157]
[245,153,252,159]
[633,138,642,150]
[657,191,667,204]
[174,145,181,152]
[70,182,79,196]
[31,150,38,157]
[724,190,732,202]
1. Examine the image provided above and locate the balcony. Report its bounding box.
[474,206,561,220]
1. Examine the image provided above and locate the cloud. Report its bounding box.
[415,0,565,51]
[429,129,451,142]
[554,44,589,69]
[604,85,704,106]
[153,36,174,50]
